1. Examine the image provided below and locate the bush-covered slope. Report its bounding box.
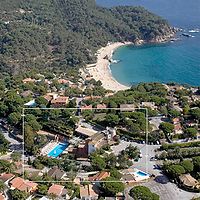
[0,0,174,74]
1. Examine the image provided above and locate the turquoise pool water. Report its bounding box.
[136,171,149,177]
[48,143,68,158]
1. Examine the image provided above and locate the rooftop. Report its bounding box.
[89,171,110,181]
[0,173,15,183]
[10,177,38,192]
[47,167,66,180]
[48,184,65,196]
[179,174,199,187]
[75,126,97,137]
[51,96,69,104]
[80,184,99,199]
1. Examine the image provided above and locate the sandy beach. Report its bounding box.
[86,42,132,92]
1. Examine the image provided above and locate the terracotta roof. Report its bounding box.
[96,104,107,109]
[81,105,93,110]
[80,184,99,198]
[48,184,64,196]
[10,177,24,188]
[89,171,110,181]
[179,174,199,187]
[51,97,69,104]
[10,177,38,192]
[0,173,15,182]
[43,95,53,102]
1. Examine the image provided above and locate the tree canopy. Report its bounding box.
[0,0,173,74]
[129,186,159,200]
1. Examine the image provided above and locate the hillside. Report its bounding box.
[0,0,174,74]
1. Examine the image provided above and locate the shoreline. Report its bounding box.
[85,42,132,92]
[84,31,176,92]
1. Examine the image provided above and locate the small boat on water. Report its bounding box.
[110,59,120,64]
[188,29,199,33]
[182,33,193,37]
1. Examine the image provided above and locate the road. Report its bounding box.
[0,124,22,152]
[111,140,160,175]
[112,141,200,200]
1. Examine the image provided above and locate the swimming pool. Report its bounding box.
[47,143,68,158]
[136,171,149,177]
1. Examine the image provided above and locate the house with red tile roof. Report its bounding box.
[81,105,93,111]
[89,171,110,182]
[80,184,99,200]
[96,104,107,110]
[48,184,69,199]
[0,173,15,185]
[10,177,38,193]
[51,96,69,107]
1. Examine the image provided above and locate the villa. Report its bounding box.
[89,171,110,182]
[0,173,15,185]
[48,184,69,199]
[80,184,99,200]
[75,125,97,137]
[10,177,38,193]
[87,132,107,154]
[51,96,69,107]
[179,174,200,190]
[47,167,66,180]
[121,168,150,184]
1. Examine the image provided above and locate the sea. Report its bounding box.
[96,0,200,86]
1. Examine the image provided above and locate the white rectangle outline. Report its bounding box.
[22,107,149,183]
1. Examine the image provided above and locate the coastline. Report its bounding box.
[83,30,176,92]
[85,42,132,92]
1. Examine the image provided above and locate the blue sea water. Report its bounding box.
[96,0,200,86]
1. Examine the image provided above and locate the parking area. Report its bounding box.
[142,178,199,200]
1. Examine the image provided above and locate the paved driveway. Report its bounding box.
[113,141,200,200]
[111,141,160,174]
[141,178,199,200]
[0,125,22,151]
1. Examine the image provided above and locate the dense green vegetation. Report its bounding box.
[0,133,9,154]
[129,186,159,200]
[89,145,139,171]
[0,0,173,74]
[160,141,200,151]
[163,157,200,189]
